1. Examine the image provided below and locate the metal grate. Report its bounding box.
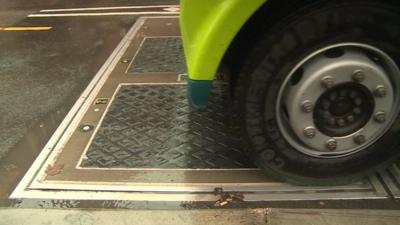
[81,84,254,169]
[379,162,400,198]
[127,37,187,73]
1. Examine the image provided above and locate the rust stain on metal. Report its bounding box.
[94,98,110,105]
[213,187,245,207]
[45,164,64,176]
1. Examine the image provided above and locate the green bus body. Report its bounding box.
[180,0,266,109]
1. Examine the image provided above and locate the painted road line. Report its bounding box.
[0,26,52,31]
[163,7,180,12]
[40,5,179,12]
[29,11,179,17]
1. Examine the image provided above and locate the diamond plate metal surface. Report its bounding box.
[127,37,187,73]
[378,162,400,198]
[81,84,253,169]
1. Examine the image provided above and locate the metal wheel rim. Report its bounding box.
[275,43,400,158]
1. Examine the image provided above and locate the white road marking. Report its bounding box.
[163,7,180,12]
[39,5,179,12]
[28,11,179,17]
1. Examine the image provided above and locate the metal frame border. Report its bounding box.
[10,16,392,202]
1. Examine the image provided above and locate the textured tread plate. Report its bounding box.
[80,84,252,169]
[11,17,393,202]
[378,163,400,198]
[127,37,186,73]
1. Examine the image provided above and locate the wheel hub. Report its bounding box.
[276,43,400,158]
[314,83,374,137]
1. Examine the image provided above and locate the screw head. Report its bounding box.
[80,124,94,132]
[301,100,313,113]
[303,127,316,138]
[352,70,365,82]
[321,76,335,89]
[354,135,366,145]
[326,139,337,151]
[121,58,131,63]
[374,85,387,97]
[374,111,386,123]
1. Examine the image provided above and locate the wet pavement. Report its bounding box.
[0,16,136,160]
[0,0,175,27]
[2,208,399,225]
[0,0,177,203]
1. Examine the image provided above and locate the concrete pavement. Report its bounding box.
[1,208,400,225]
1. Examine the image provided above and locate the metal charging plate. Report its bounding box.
[80,84,252,169]
[127,37,186,73]
[11,16,396,202]
[379,162,400,199]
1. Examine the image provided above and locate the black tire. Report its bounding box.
[235,0,400,185]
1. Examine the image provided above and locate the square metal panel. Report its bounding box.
[127,37,186,73]
[80,84,253,169]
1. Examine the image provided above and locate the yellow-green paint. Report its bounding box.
[180,0,267,81]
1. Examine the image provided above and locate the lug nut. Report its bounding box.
[321,76,335,89]
[353,107,362,115]
[321,111,330,119]
[349,91,358,99]
[347,115,355,123]
[328,118,336,126]
[301,100,313,113]
[354,98,362,106]
[337,119,346,127]
[326,139,337,151]
[352,70,365,82]
[322,100,330,110]
[374,85,387,97]
[303,127,316,138]
[354,135,366,145]
[329,92,337,101]
[374,111,386,123]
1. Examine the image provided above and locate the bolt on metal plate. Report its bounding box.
[121,58,131,63]
[80,124,94,132]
